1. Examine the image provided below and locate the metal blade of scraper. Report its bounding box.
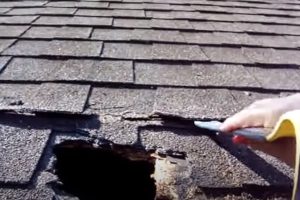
[194,121,267,142]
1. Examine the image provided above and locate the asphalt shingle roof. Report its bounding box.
[0,0,299,199]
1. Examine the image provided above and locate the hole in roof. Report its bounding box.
[53,140,157,200]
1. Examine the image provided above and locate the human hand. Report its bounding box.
[220,94,300,167]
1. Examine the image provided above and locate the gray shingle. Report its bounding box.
[92,28,133,41]
[172,11,203,19]
[245,66,300,90]
[53,60,134,83]
[135,62,198,86]
[250,24,300,35]
[0,25,29,37]
[210,22,248,32]
[248,34,298,48]
[7,7,76,15]
[0,16,37,24]
[76,9,145,17]
[182,32,222,44]
[47,1,109,8]
[194,64,260,87]
[22,26,92,39]
[132,29,185,42]
[3,40,103,57]
[154,88,238,119]
[213,32,256,45]
[148,11,174,19]
[152,43,208,61]
[0,39,15,53]
[0,84,39,111]
[113,18,151,28]
[29,83,90,113]
[151,19,193,29]
[285,36,300,48]
[242,48,300,65]
[34,16,113,26]
[0,187,54,200]
[101,42,152,59]
[199,13,237,21]
[0,56,11,72]
[109,3,145,9]
[190,21,216,31]
[0,125,50,183]
[0,8,11,14]
[202,47,250,63]
[0,1,46,7]
[230,90,279,110]
[0,58,58,81]
[87,87,156,117]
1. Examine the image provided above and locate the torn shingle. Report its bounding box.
[7,7,76,15]
[0,25,29,37]
[193,64,261,88]
[76,9,145,17]
[3,40,103,57]
[152,43,208,61]
[141,128,278,187]
[101,42,152,60]
[53,60,134,83]
[135,62,198,86]
[29,83,90,113]
[34,16,113,26]
[22,26,92,39]
[201,47,250,63]
[154,88,238,119]
[245,66,300,90]
[0,39,15,53]
[87,87,156,117]
[0,125,50,183]
[0,16,38,24]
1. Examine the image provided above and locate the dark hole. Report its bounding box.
[53,140,156,200]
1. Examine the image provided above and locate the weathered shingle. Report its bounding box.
[3,40,103,57]
[154,88,238,119]
[92,28,133,41]
[0,125,50,183]
[0,25,29,37]
[0,8,11,14]
[22,26,92,39]
[34,16,113,26]
[0,187,54,200]
[151,19,193,29]
[113,18,151,28]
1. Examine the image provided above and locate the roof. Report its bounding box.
[0,0,299,199]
